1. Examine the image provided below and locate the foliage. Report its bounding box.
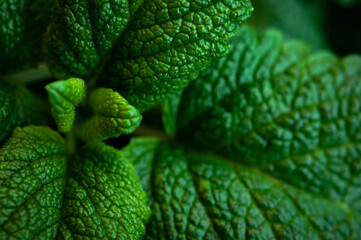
[1,0,361,239]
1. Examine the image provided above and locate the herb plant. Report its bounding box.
[1,0,361,239]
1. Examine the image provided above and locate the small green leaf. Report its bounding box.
[0,126,67,239]
[45,78,86,132]
[125,138,361,239]
[77,88,142,141]
[149,25,361,239]
[0,81,47,144]
[57,141,150,239]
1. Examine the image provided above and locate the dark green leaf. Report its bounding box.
[0,81,47,144]
[125,138,361,239]
[0,0,51,73]
[248,0,328,50]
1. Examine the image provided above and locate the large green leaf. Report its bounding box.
[125,138,361,239]
[44,0,254,111]
[0,127,150,239]
[0,0,51,73]
[58,141,150,239]
[0,81,47,144]
[0,126,67,239]
[124,25,361,239]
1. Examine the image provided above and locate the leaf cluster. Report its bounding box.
[1,0,361,239]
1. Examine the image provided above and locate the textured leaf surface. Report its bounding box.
[44,0,143,78]
[125,138,361,240]
[0,126,67,239]
[46,78,86,132]
[0,0,51,73]
[45,0,253,111]
[57,141,150,240]
[161,26,361,204]
[0,81,47,144]
[101,0,254,110]
[77,88,142,141]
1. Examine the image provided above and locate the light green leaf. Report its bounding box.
[0,0,52,74]
[44,0,253,111]
[46,78,86,132]
[57,141,150,240]
[77,88,142,141]
[125,138,361,239]
[0,126,67,239]
[0,81,47,144]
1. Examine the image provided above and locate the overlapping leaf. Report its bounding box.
[45,0,254,110]
[167,26,361,204]
[124,25,361,239]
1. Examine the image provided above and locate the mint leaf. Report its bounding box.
[58,141,150,239]
[44,0,253,111]
[0,126,67,239]
[125,138,361,239]
[0,81,47,144]
[44,0,142,78]
[0,0,51,73]
[46,78,86,132]
[169,26,361,202]
[77,88,142,141]
[122,25,361,238]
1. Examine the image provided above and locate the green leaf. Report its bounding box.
[0,81,47,144]
[127,25,361,238]
[58,141,150,239]
[44,0,143,78]
[0,0,52,74]
[77,88,142,141]
[0,126,67,239]
[125,138,361,239]
[44,0,254,111]
[46,78,86,132]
